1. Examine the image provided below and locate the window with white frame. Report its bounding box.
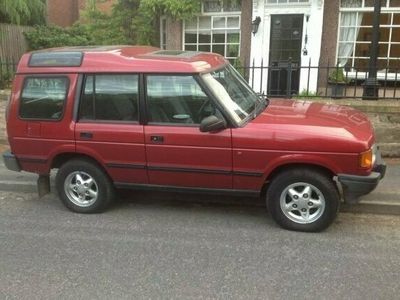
[184,0,241,62]
[338,0,400,74]
[266,0,309,4]
[160,17,167,50]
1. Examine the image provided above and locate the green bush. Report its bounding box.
[24,25,94,50]
[23,1,204,50]
[0,69,13,89]
[328,67,349,84]
[295,89,320,98]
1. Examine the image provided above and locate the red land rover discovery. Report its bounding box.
[3,46,386,232]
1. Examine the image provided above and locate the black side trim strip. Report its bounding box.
[105,162,264,177]
[147,165,231,175]
[114,182,260,197]
[106,163,146,170]
[233,171,263,177]
[18,157,47,164]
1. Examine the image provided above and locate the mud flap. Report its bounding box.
[37,175,50,198]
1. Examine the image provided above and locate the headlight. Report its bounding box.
[359,148,373,168]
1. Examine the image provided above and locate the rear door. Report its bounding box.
[143,74,232,189]
[75,74,147,185]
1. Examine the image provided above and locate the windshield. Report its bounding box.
[202,65,262,124]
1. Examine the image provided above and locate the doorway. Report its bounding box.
[268,14,303,96]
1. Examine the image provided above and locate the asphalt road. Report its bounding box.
[0,189,399,299]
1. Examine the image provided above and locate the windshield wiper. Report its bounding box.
[252,96,267,119]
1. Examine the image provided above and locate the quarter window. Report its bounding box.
[146,75,213,124]
[79,74,139,121]
[20,77,68,120]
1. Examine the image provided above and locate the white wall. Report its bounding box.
[250,0,324,95]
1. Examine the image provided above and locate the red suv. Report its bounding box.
[3,46,386,232]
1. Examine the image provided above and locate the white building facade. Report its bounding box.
[250,0,325,95]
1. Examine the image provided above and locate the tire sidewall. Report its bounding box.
[56,159,114,213]
[267,169,339,232]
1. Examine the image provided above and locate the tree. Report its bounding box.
[0,0,46,25]
[24,0,202,50]
[106,0,201,45]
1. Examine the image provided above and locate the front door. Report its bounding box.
[143,74,232,189]
[268,14,303,96]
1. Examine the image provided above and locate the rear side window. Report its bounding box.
[20,77,69,120]
[79,74,139,122]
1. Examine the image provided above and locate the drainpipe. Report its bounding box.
[362,0,381,100]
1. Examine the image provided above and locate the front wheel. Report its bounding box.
[56,159,115,213]
[266,168,339,232]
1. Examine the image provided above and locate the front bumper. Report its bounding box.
[2,150,21,172]
[337,148,386,204]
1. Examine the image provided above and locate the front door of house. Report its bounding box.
[268,14,303,96]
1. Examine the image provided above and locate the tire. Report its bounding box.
[266,168,339,232]
[56,158,115,213]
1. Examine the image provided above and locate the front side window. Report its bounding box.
[79,74,139,121]
[20,77,68,120]
[146,75,213,125]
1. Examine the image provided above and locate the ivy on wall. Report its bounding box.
[24,0,202,50]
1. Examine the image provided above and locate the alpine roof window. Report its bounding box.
[29,52,83,67]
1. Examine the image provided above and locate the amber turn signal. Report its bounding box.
[359,149,373,168]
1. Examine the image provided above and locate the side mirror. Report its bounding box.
[199,115,227,133]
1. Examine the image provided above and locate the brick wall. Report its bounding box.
[47,0,115,27]
[47,0,80,27]
[318,0,340,88]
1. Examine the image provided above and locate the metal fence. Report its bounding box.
[0,23,32,62]
[237,58,400,100]
[1,57,400,100]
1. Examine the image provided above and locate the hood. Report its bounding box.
[244,99,374,153]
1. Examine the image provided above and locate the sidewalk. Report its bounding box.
[0,158,399,216]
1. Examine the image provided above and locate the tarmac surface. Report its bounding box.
[1,189,400,299]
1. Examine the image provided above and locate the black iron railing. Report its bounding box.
[236,58,400,100]
[1,58,399,100]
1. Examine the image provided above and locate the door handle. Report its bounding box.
[150,135,164,143]
[80,132,93,139]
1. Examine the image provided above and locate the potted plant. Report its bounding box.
[328,67,348,99]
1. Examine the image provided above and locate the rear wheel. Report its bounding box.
[56,159,115,213]
[266,168,339,232]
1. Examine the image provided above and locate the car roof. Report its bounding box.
[16,45,228,74]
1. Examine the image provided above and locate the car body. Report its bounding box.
[3,46,386,231]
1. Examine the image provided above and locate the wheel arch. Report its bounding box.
[261,162,337,196]
[50,152,112,181]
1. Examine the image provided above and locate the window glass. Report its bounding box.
[20,77,68,120]
[204,0,222,12]
[79,74,139,121]
[202,65,258,123]
[184,15,241,61]
[338,10,400,72]
[146,76,212,124]
[267,0,309,4]
[203,0,241,12]
[29,52,83,67]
